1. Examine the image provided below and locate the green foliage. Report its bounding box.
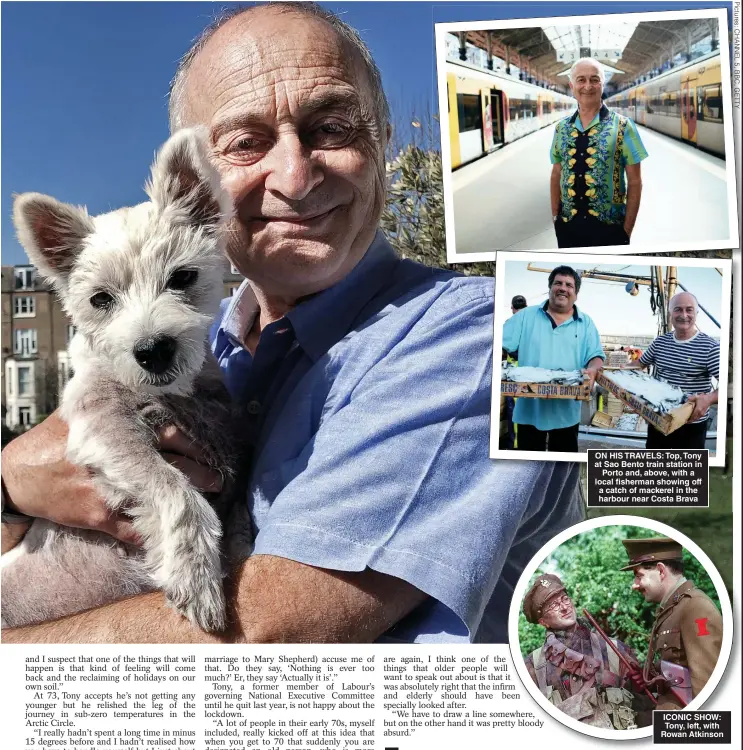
[381,115,494,278]
[381,141,447,268]
[518,525,721,661]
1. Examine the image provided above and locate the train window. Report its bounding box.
[701,85,723,122]
[457,93,482,132]
[543,101,552,115]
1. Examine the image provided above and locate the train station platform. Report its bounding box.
[451,124,730,255]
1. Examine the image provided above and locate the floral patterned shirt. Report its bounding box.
[550,104,648,225]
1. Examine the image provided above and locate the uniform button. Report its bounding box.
[246,400,262,415]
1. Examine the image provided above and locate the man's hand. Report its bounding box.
[1,412,140,545]
[158,425,224,494]
[686,393,714,422]
[1,412,224,545]
[583,363,603,390]
[626,663,648,694]
[623,163,642,241]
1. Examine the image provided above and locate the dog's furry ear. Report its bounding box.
[146,127,232,231]
[12,193,95,282]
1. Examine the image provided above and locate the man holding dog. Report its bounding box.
[1,3,583,643]
[502,265,604,453]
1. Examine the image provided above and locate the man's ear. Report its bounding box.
[12,192,94,284]
[146,126,233,232]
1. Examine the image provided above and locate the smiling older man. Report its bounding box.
[631,291,720,449]
[550,58,648,249]
[1,3,583,644]
[523,574,647,729]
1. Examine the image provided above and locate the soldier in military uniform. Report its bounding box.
[622,537,723,709]
[522,573,649,729]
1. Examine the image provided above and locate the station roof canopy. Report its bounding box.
[461,18,719,85]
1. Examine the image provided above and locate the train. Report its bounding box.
[446,49,726,169]
[446,59,576,169]
[606,50,724,157]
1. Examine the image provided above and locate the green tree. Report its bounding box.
[518,525,722,660]
[381,114,494,277]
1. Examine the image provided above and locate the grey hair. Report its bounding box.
[569,57,605,83]
[168,2,391,134]
[669,291,698,311]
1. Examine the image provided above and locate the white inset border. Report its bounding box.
[436,8,739,263]
[489,251,732,467]
[507,515,734,740]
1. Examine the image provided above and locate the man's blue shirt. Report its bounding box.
[211,233,584,642]
[502,302,604,431]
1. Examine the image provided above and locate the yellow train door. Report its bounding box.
[681,71,698,144]
[446,73,462,168]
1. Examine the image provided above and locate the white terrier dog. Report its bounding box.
[3,128,247,632]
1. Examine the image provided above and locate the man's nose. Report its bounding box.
[263,133,323,200]
[631,582,641,591]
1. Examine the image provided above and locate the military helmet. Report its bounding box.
[523,573,566,623]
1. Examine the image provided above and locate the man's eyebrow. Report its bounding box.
[301,89,363,116]
[210,90,363,142]
[211,113,268,142]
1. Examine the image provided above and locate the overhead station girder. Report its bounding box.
[457,19,719,89]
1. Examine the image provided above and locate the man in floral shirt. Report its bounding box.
[550,58,648,249]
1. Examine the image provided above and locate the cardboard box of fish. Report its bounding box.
[500,365,591,401]
[595,370,694,436]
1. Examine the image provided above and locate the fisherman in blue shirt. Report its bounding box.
[503,266,605,453]
[1,4,584,645]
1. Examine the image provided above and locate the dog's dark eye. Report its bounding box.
[167,269,198,291]
[90,291,115,310]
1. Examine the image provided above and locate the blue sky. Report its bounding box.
[501,262,725,336]
[1,1,732,266]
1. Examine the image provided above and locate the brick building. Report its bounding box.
[2,261,244,429]
[2,265,71,428]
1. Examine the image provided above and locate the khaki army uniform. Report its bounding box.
[621,537,724,710]
[646,580,723,709]
[523,574,645,729]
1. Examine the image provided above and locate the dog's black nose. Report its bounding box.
[133,336,177,374]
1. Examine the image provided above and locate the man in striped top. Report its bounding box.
[636,292,720,449]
